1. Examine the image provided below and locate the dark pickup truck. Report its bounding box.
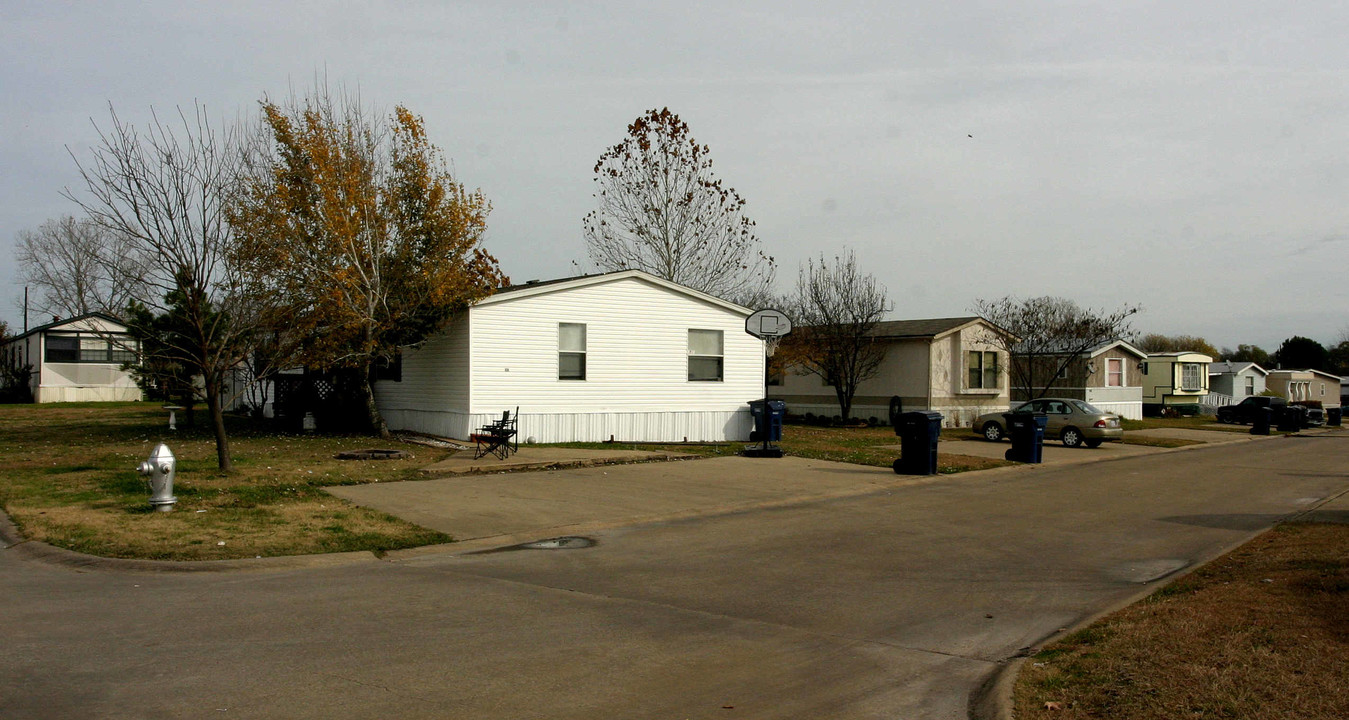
[1216,396,1287,424]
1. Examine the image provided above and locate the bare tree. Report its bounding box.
[582,107,774,305]
[14,215,145,319]
[972,296,1140,400]
[64,103,271,472]
[781,250,890,421]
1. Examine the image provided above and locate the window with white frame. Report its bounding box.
[558,323,586,380]
[967,351,998,389]
[688,329,723,381]
[1245,375,1255,395]
[1106,358,1124,387]
[44,333,137,364]
[1180,363,1203,391]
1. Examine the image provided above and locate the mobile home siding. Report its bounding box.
[375,274,760,443]
[467,277,759,443]
[375,313,474,439]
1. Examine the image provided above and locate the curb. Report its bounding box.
[0,506,380,574]
[976,477,1349,720]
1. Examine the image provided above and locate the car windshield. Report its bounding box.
[1072,400,1105,414]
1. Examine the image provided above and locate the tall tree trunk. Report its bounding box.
[359,366,390,439]
[204,372,232,472]
[835,385,853,422]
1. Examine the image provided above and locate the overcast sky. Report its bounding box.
[3,2,1347,350]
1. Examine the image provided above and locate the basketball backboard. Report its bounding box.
[745,308,792,338]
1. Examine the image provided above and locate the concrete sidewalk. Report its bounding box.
[919,438,1163,465]
[329,455,920,543]
[417,445,694,477]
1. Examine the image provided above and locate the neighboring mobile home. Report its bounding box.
[1141,351,1212,415]
[0,312,143,403]
[1267,368,1343,409]
[1010,339,1147,420]
[775,317,1011,427]
[1208,361,1268,404]
[373,270,763,443]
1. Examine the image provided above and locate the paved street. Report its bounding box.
[3,434,1347,719]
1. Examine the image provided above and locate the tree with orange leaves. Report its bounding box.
[234,90,505,437]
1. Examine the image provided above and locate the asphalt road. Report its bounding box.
[3,434,1346,719]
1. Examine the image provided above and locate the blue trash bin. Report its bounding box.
[893,410,942,475]
[748,399,785,442]
[1004,412,1047,463]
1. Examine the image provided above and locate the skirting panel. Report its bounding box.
[384,408,753,444]
[1089,401,1142,420]
[36,387,144,403]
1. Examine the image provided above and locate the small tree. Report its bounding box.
[233,90,505,437]
[972,296,1140,400]
[582,107,774,305]
[1222,344,1271,366]
[15,215,145,319]
[781,250,889,421]
[1138,333,1219,358]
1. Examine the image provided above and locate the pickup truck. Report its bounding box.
[1216,396,1287,424]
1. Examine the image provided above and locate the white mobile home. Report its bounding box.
[0,312,143,403]
[374,270,763,443]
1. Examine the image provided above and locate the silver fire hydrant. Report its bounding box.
[138,443,177,512]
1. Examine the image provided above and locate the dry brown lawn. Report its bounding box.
[1016,522,1349,719]
[0,402,452,560]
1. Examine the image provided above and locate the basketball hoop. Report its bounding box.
[765,337,781,357]
[745,309,792,342]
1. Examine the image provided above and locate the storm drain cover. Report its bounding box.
[520,536,596,550]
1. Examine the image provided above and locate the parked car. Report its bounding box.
[974,398,1124,448]
[1216,396,1287,425]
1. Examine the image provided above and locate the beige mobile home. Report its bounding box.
[374,270,763,443]
[1141,351,1212,415]
[0,312,142,403]
[775,317,1011,427]
[1267,368,1342,409]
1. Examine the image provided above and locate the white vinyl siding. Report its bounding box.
[460,275,759,442]
[374,313,473,438]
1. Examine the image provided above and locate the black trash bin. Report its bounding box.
[1004,412,1048,463]
[1278,405,1305,432]
[1251,406,1272,435]
[748,399,786,442]
[1328,407,1342,427]
[893,410,942,475]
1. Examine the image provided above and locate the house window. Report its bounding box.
[45,333,138,364]
[45,336,80,363]
[967,351,998,389]
[1106,358,1124,387]
[1245,376,1255,395]
[1180,363,1203,391]
[558,323,586,380]
[688,329,723,381]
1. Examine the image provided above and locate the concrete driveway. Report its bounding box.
[3,434,1347,719]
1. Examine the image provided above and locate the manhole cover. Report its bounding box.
[520,536,596,550]
[334,449,411,460]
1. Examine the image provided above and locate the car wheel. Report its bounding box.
[982,422,1004,442]
[1084,438,1103,449]
[1062,427,1083,448]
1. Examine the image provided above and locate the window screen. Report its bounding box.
[559,323,586,380]
[688,329,723,381]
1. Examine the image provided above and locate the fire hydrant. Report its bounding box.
[138,443,177,512]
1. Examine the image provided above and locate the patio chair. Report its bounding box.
[472,407,519,460]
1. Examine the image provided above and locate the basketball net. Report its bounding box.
[765,337,781,358]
